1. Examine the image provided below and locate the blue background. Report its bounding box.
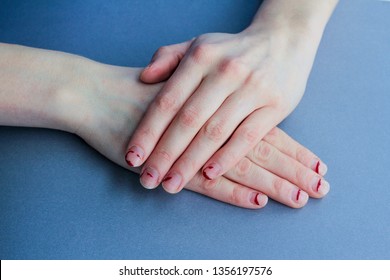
[1,0,389,259]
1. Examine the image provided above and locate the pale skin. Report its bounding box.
[125,0,338,193]
[0,43,329,209]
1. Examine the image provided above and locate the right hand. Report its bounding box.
[67,63,329,209]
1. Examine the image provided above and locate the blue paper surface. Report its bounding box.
[1,0,389,259]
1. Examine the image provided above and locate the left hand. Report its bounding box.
[125,27,319,193]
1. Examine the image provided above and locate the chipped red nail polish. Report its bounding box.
[250,192,261,206]
[128,150,141,158]
[316,179,321,192]
[255,193,261,205]
[162,173,183,193]
[162,176,172,182]
[125,150,134,166]
[139,167,159,189]
[203,169,212,180]
[125,146,144,167]
[296,190,301,201]
[315,161,320,174]
[202,164,221,180]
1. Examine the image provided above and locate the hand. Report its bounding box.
[126,27,316,194]
[70,65,329,209]
[125,0,337,193]
[0,43,329,209]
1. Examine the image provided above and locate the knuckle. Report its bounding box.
[253,142,264,161]
[296,147,311,164]
[235,158,252,178]
[218,57,248,77]
[272,177,287,196]
[203,119,225,142]
[179,155,198,174]
[229,185,243,206]
[240,126,258,145]
[155,94,178,113]
[155,46,170,56]
[243,70,264,88]
[190,43,214,64]
[178,106,200,128]
[156,149,172,163]
[295,167,310,187]
[138,127,157,140]
[200,177,219,191]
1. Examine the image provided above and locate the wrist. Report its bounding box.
[60,59,160,139]
[53,54,103,135]
[245,0,338,49]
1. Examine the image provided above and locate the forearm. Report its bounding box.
[0,43,87,132]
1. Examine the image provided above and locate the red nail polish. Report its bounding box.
[315,161,320,174]
[162,176,172,182]
[125,146,144,167]
[128,150,141,158]
[202,166,214,180]
[203,169,212,180]
[316,179,321,192]
[125,150,134,166]
[255,193,260,205]
[146,172,154,178]
[296,190,301,201]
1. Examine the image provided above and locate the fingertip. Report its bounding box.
[293,189,309,208]
[202,163,222,180]
[139,166,160,190]
[125,145,144,167]
[140,64,158,83]
[312,159,328,177]
[161,172,183,194]
[317,179,330,197]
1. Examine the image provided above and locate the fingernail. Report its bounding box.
[125,146,144,167]
[202,163,222,180]
[311,176,322,192]
[294,189,308,203]
[316,178,330,196]
[140,166,159,189]
[250,192,267,207]
[314,160,328,176]
[162,172,182,193]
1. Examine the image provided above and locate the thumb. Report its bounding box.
[140,39,193,84]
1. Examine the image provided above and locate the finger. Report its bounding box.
[247,140,330,198]
[224,157,309,208]
[184,172,268,209]
[202,106,279,181]
[161,90,265,193]
[125,57,205,171]
[142,73,242,190]
[140,39,194,84]
[263,127,328,176]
